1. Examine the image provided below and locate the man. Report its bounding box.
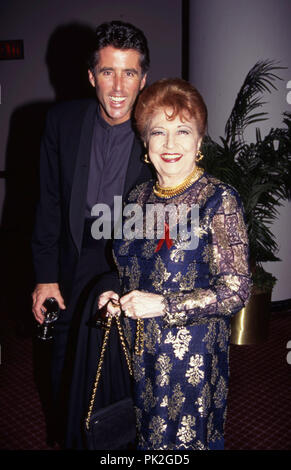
[31,21,152,448]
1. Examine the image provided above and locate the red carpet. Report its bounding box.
[0,311,291,450]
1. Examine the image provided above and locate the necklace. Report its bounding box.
[153,166,204,199]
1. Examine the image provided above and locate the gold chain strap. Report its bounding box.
[85,315,132,430]
[134,319,144,355]
[115,316,133,376]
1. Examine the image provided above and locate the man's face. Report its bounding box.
[88,46,147,126]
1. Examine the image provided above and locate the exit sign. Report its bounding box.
[0,40,24,60]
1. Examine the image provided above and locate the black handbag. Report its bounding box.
[84,315,136,450]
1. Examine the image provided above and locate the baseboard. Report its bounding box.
[271,298,291,313]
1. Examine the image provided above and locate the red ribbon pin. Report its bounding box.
[155,222,173,252]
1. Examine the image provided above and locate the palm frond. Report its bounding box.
[203,60,291,268]
[225,60,284,144]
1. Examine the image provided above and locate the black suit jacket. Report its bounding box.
[32,99,152,302]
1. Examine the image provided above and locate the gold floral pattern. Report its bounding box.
[160,395,168,408]
[133,353,145,382]
[197,182,216,208]
[202,322,217,354]
[144,319,162,355]
[192,224,208,239]
[177,415,196,444]
[185,355,204,387]
[211,355,219,386]
[142,239,158,259]
[167,383,185,421]
[118,239,132,256]
[173,260,197,290]
[169,248,185,263]
[135,406,142,432]
[199,207,212,232]
[207,412,214,442]
[222,190,239,215]
[211,214,229,250]
[155,354,172,387]
[125,255,141,291]
[202,244,217,275]
[217,320,229,352]
[213,376,227,409]
[196,382,211,418]
[149,255,171,292]
[127,184,146,203]
[141,378,158,412]
[164,329,191,360]
[148,416,167,448]
[193,440,207,450]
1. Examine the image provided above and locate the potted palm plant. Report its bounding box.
[201,60,291,344]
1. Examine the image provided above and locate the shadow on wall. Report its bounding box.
[46,22,96,102]
[0,22,97,338]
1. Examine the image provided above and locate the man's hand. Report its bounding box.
[32,283,66,324]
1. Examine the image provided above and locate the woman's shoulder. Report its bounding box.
[202,172,242,204]
[193,172,244,215]
[126,179,154,204]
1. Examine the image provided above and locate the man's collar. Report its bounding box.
[96,104,133,131]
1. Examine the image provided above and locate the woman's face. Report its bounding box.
[146,108,202,186]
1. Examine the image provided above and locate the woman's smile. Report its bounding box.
[160,153,183,163]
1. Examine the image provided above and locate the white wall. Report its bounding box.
[0,0,182,221]
[189,0,291,301]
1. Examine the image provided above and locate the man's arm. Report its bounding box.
[31,108,65,323]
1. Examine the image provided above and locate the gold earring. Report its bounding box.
[144,153,150,164]
[195,150,204,162]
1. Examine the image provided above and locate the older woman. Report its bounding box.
[98,78,251,450]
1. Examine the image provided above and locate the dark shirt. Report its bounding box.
[86,106,134,218]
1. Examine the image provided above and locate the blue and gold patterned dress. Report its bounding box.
[113,172,251,450]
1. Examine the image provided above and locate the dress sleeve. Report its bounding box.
[162,188,252,328]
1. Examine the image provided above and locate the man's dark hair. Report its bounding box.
[88,20,150,76]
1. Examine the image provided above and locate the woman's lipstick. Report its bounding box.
[160,153,182,163]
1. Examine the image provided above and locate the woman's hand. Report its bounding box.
[97,291,121,317]
[119,290,165,320]
[98,290,119,309]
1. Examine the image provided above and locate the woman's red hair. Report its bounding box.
[134,78,207,140]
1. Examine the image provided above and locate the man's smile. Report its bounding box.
[109,95,126,105]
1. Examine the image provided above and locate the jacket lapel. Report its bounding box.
[69,101,97,254]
